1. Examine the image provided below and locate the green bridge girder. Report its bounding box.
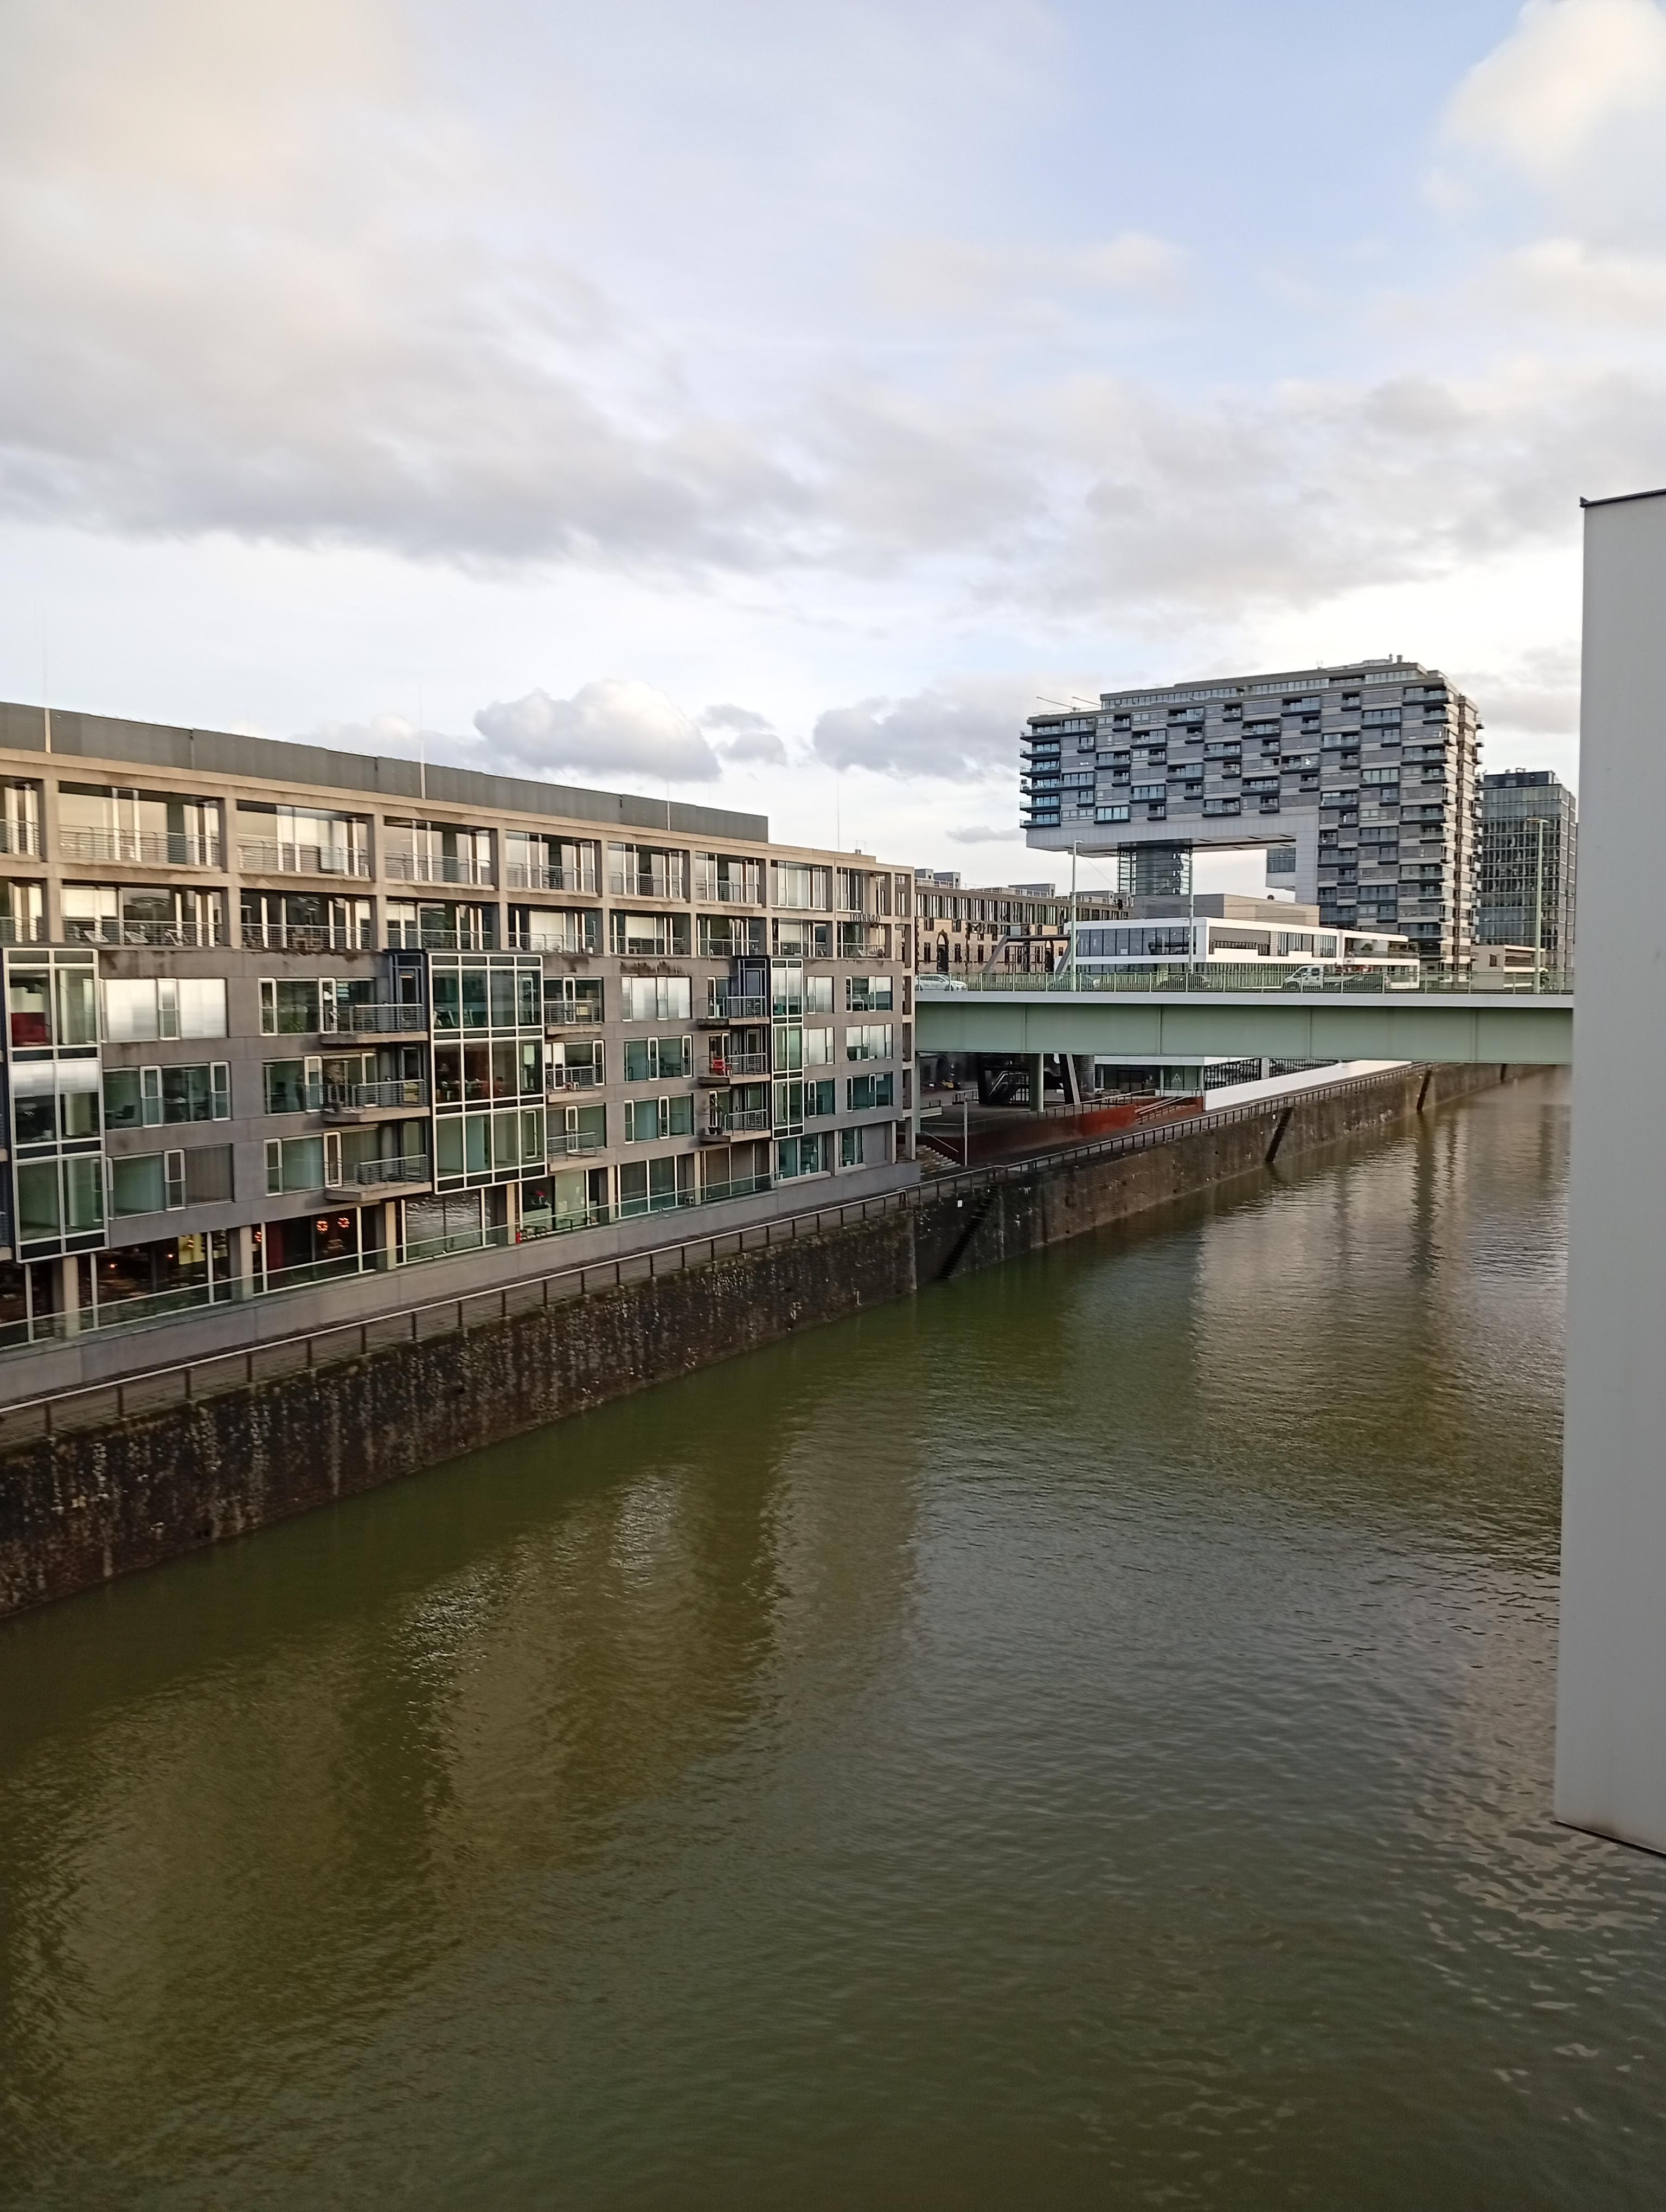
[914,991,1574,1066]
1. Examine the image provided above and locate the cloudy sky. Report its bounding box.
[2,0,1662,892]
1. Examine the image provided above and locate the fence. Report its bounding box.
[0,1064,1447,1443]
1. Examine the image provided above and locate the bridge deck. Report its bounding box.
[915,991,1574,1065]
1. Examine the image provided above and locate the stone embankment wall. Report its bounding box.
[0,1061,1524,1617]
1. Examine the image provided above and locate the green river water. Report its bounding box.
[3,1069,1664,2208]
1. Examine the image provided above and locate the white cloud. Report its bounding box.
[945,823,1016,845]
[811,684,1022,778]
[1441,0,1666,180]
[473,680,721,783]
[1483,237,1666,325]
[875,232,1189,318]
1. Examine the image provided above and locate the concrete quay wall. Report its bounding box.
[0,1060,1524,1618]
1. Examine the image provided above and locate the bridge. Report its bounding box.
[915,982,1573,1068]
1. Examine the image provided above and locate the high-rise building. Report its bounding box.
[0,703,915,1351]
[1020,657,1482,966]
[1477,770,1577,972]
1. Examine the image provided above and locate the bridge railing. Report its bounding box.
[920,966,1575,998]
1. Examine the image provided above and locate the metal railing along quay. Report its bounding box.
[0,1063,1452,1444]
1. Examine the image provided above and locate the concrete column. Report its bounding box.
[232,1222,257,1300]
[57,1255,81,1335]
[1031,1052,1046,1113]
[1557,487,1666,1855]
[379,1199,399,1269]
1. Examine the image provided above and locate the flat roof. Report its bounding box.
[1581,488,1666,510]
[0,700,770,843]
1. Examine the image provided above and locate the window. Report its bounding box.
[623,1095,694,1142]
[620,975,692,1021]
[1095,805,1131,824]
[770,862,831,910]
[111,1149,185,1216]
[260,979,326,1036]
[805,973,835,1013]
[803,1026,833,1066]
[105,976,227,1041]
[263,1058,319,1114]
[806,1078,836,1118]
[609,911,690,957]
[266,1135,329,1194]
[105,1063,229,1127]
[1202,798,1241,817]
[840,1125,869,1168]
[845,1024,893,1060]
[1361,766,1401,786]
[623,1035,691,1081]
[776,1131,832,1179]
[846,1072,894,1111]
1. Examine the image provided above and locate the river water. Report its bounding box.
[3,1070,1663,2208]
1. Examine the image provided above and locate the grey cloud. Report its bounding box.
[946,824,1018,845]
[811,687,1019,778]
[700,702,789,764]
[474,681,722,783]
[1456,644,1581,742]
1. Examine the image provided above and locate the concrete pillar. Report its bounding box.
[1557,487,1666,1855]
[1031,1052,1046,1113]
[57,1255,81,1336]
[379,1199,399,1269]
[232,1222,257,1300]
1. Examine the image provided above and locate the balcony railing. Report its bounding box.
[693,878,760,904]
[608,869,687,900]
[60,829,221,868]
[546,1001,604,1028]
[332,1155,432,1189]
[385,927,494,951]
[547,1065,603,1091]
[701,1107,771,1139]
[505,863,597,893]
[550,1130,605,1156]
[324,1078,431,1113]
[0,919,46,944]
[241,924,370,952]
[509,931,595,955]
[63,918,227,947]
[339,1002,430,1034]
[0,821,41,858]
[239,840,370,877]
[703,1050,768,1081]
[705,993,767,1023]
[383,853,492,886]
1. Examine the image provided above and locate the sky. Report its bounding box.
[3,0,1664,896]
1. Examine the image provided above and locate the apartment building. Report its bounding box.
[913,872,1069,975]
[1020,657,1482,967]
[0,703,914,1348]
[1477,769,1577,972]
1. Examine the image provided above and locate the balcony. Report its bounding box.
[65,918,228,947]
[339,1002,430,1036]
[546,1001,603,1030]
[505,862,597,893]
[699,993,767,1025]
[700,1050,768,1082]
[331,1155,431,1191]
[694,879,761,905]
[547,1065,603,1092]
[239,840,370,878]
[0,821,41,858]
[701,1107,770,1139]
[550,1130,604,1157]
[323,1078,431,1118]
[384,853,492,886]
[241,924,369,953]
[60,829,221,868]
[608,870,687,900]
